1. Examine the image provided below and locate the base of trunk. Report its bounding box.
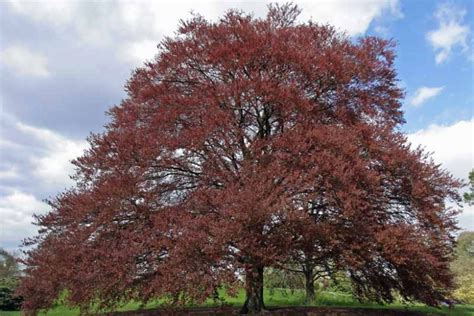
[240,266,265,314]
[304,290,316,305]
[304,270,316,304]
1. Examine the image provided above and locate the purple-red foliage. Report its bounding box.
[18,4,461,314]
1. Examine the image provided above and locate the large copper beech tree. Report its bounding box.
[19,4,461,314]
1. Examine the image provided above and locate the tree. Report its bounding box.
[0,249,22,311]
[452,232,474,303]
[18,4,461,314]
[278,224,337,304]
[463,170,474,205]
[0,249,19,280]
[263,267,304,295]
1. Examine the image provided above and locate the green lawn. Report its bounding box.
[1,289,473,315]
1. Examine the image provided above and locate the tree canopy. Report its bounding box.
[18,4,462,314]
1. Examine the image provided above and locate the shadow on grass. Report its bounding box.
[1,289,473,315]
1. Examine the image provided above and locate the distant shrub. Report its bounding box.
[0,277,23,310]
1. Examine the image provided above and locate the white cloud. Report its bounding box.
[0,190,50,248]
[374,25,390,36]
[410,86,444,107]
[298,0,402,36]
[408,119,473,180]
[426,3,470,64]
[0,45,50,77]
[120,39,159,66]
[458,205,474,231]
[0,111,88,188]
[5,0,402,66]
[5,0,77,25]
[0,114,87,249]
[408,119,474,231]
[15,121,88,188]
[0,166,20,180]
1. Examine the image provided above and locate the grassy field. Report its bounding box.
[1,289,473,315]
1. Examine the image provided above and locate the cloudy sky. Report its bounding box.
[0,0,473,252]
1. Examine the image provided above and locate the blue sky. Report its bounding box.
[0,0,473,252]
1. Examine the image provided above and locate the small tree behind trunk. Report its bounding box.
[240,266,265,314]
[304,268,315,304]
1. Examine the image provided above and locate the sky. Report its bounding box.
[0,0,473,252]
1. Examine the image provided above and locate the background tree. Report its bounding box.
[0,249,18,280]
[280,221,336,304]
[463,170,474,205]
[0,249,22,311]
[452,232,474,303]
[264,267,304,295]
[18,3,461,314]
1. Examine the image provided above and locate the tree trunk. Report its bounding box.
[240,265,265,314]
[304,268,315,304]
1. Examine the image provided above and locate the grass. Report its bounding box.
[1,289,473,315]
